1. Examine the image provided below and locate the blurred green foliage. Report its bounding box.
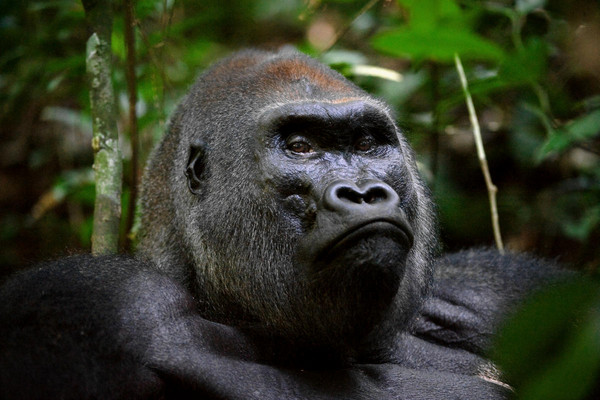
[372,0,506,62]
[0,0,599,397]
[1,0,598,270]
[493,276,600,399]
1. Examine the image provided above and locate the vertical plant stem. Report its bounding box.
[82,0,122,254]
[124,0,138,248]
[454,53,504,253]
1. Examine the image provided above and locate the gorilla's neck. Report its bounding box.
[189,262,403,367]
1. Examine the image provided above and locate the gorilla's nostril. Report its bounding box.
[363,187,388,204]
[336,186,364,204]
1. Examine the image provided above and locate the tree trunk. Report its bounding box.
[82,0,122,254]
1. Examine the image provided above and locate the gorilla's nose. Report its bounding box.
[323,180,400,214]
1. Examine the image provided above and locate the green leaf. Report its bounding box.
[372,27,506,62]
[521,312,600,400]
[397,0,463,32]
[493,278,600,400]
[538,109,600,158]
[562,205,600,241]
[499,38,548,84]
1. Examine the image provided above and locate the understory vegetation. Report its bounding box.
[0,1,598,398]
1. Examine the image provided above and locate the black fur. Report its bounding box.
[0,254,518,399]
[0,49,571,399]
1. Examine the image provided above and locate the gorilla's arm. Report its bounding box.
[0,255,508,400]
[382,249,572,388]
[411,249,571,356]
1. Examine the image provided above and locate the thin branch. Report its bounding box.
[454,53,504,253]
[319,0,380,54]
[124,0,138,249]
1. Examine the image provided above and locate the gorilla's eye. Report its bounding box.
[286,136,314,154]
[355,136,375,152]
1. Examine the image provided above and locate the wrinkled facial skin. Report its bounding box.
[258,101,414,258]
[139,49,438,361]
[254,101,418,349]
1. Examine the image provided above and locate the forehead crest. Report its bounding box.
[204,50,359,100]
[259,57,356,94]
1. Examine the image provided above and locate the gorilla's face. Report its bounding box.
[174,50,438,354]
[257,100,414,315]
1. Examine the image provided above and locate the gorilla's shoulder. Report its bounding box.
[1,254,158,293]
[413,248,573,356]
[433,248,571,296]
[0,254,189,325]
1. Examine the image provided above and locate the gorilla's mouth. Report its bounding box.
[320,218,413,262]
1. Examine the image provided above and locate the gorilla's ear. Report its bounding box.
[185,140,207,195]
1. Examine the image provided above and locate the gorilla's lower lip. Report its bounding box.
[320,219,413,261]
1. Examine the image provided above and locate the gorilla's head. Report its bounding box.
[139,48,437,358]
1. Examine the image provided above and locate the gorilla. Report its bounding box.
[0,48,569,399]
[137,47,437,359]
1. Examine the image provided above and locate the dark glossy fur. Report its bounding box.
[0,49,570,399]
[2,252,533,399]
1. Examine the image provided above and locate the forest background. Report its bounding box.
[0,0,599,275]
[1,0,600,397]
